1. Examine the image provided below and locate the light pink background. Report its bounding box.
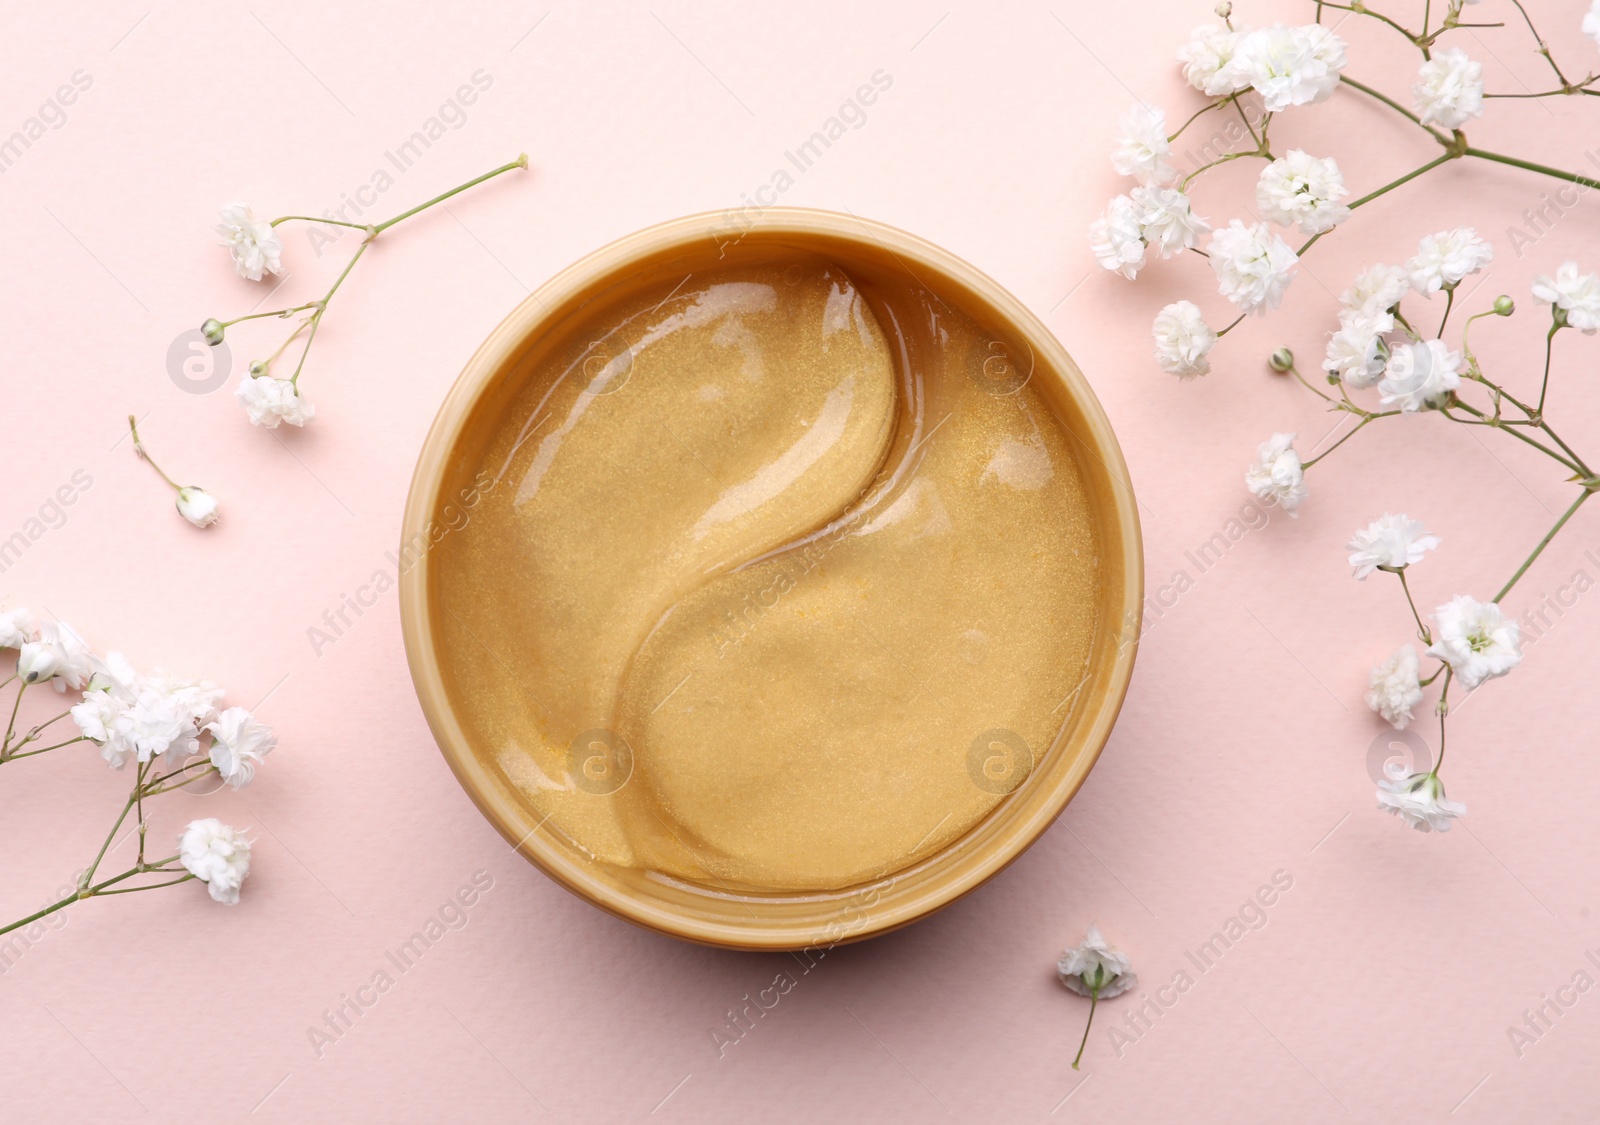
[2,1,1598,1120]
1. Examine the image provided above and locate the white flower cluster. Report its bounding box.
[1344,512,1522,833]
[1177,21,1346,110]
[1,609,267,903]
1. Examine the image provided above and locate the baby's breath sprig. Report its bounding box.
[203,154,529,430]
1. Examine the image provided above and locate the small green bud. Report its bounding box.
[248,360,270,378]
[1268,347,1294,373]
[1214,1,1232,18]
[201,318,225,346]
[1492,295,1515,316]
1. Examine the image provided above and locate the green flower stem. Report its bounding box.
[1317,2,1419,47]
[1349,152,1458,213]
[1436,287,1455,338]
[1339,76,1451,143]
[1396,568,1432,643]
[2,735,87,761]
[1301,410,1399,469]
[1442,402,1582,475]
[1507,0,1572,88]
[1168,98,1227,142]
[372,155,527,235]
[1072,988,1099,1071]
[0,856,189,938]
[127,416,180,493]
[1181,149,1267,191]
[83,779,141,888]
[1536,322,1559,416]
[220,302,319,329]
[1495,489,1593,602]
[1430,670,1452,777]
[2,681,26,753]
[1461,148,1600,192]
[270,214,368,230]
[1215,313,1247,338]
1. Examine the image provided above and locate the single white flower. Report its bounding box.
[206,707,276,789]
[0,607,36,649]
[1407,228,1494,296]
[176,486,220,528]
[1323,309,1394,388]
[1428,595,1521,688]
[1059,925,1137,998]
[1531,261,1600,333]
[1256,150,1350,235]
[70,653,139,752]
[1378,772,1465,833]
[1224,24,1347,112]
[1132,186,1209,258]
[1178,23,1251,96]
[1414,48,1484,130]
[1111,103,1176,186]
[1089,194,1148,279]
[1244,432,1307,514]
[1340,263,1412,318]
[1586,1,1600,48]
[215,203,283,282]
[179,819,252,905]
[1152,301,1216,379]
[1209,220,1298,315]
[17,621,93,692]
[1366,645,1425,729]
[1347,514,1440,578]
[235,374,315,428]
[1379,339,1462,412]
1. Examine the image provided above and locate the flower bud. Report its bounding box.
[1268,347,1294,373]
[248,360,270,378]
[16,639,61,684]
[201,318,225,346]
[1214,1,1232,18]
[176,486,220,529]
[1492,295,1514,316]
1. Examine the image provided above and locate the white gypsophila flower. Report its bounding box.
[235,374,315,428]
[1152,301,1217,379]
[1340,263,1412,318]
[206,707,276,790]
[176,486,220,528]
[1178,23,1252,96]
[1058,926,1137,999]
[1414,48,1484,130]
[1366,644,1425,729]
[1323,310,1394,388]
[1223,24,1347,112]
[112,685,199,763]
[1245,432,1307,514]
[1586,1,1600,47]
[143,673,225,734]
[17,620,93,692]
[215,203,283,282]
[1379,339,1462,412]
[179,819,252,905]
[1089,194,1147,279]
[1347,513,1439,578]
[0,607,36,649]
[1531,261,1600,333]
[1407,228,1494,296]
[1208,220,1298,315]
[1255,150,1350,236]
[1378,772,1465,833]
[1132,186,1210,258]
[1428,594,1521,689]
[1111,103,1177,186]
